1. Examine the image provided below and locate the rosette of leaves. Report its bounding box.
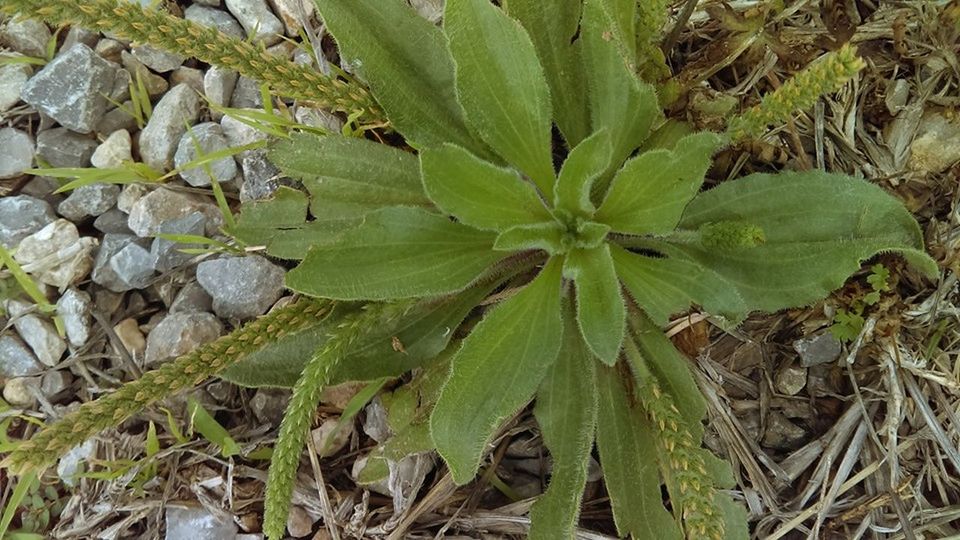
[223,0,939,538]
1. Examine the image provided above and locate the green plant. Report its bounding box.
[1,0,938,539]
[830,263,893,341]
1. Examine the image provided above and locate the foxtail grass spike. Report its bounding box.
[1,0,383,121]
[3,298,334,475]
[625,339,725,540]
[728,44,865,140]
[263,300,413,540]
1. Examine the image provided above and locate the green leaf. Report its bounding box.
[187,398,241,458]
[505,0,590,146]
[593,0,638,63]
[221,285,494,388]
[610,244,746,325]
[314,0,480,151]
[420,144,552,231]
[554,129,613,216]
[629,314,707,436]
[286,207,504,300]
[717,493,751,540]
[595,364,683,540]
[580,0,660,178]
[268,133,431,221]
[595,132,724,235]
[529,301,597,540]
[431,258,564,484]
[565,245,625,365]
[494,222,566,254]
[229,186,357,260]
[666,171,937,312]
[445,0,556,195]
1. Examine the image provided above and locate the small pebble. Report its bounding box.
[35,128,98,168]
[174,122,238,186]
[0,127,34,179]
[94,208,134,234]
[0,195,54,248]
[184,5,245,38]
[3,377,39,407]
[774,362,807,396]
[793,331,842,367]
[14,219,96,288]
[58,184,121,221]
[286,505,314,538]
[170,280,213,313]
[56,440,95,487]
[91,129,133,169]
[0,334,45,378]
[56,288,93,348]
[267,0,314,36]
[150,212,207,272]
[0,18,50,57]
[311,417,353,458]
[113,318,146,356]
[0,63,30,112]
[164,506,238,540]
[224,0,284,45]
[108,242,156,290]
[127,187,220,238]
[131,44,185,73]
[138,84,202,171]
[20,43,118,133]
[144,312,222,365]
[250,388,289,424]
[117,183,150,214]
[6,300,66,367]
[203,67,239,119]
[40,370,73,400]
[196,256,285,319]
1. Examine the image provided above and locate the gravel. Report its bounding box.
[0,335,45,378]
[173,122,238,186]
[0,195,55,248]
[144,311,223,366]
[138,84,202,171]
[196,255,285,319]
[0,128,35,179]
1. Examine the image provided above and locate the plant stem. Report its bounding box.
[3,298,334,474]
[1,0,384,121]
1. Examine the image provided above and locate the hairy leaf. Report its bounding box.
[505,0,590,146]
[529,301,597,540]
[229,186,356,260]
[717,494,751,540]
[421,144,552,231]
[431,258,564,484]
[221,285,492,387]
[314,0,480,151]
[286,207,503,300]
[554,129,613,216]
[494,222,566,253]
[595,364,683,539]
[580,0,660,178]
[595,132,723,234]
[594,0,638,63]
[666,171,938,312]
[445,0,555,195]
[610,244,745,325]
[565,245,625,364]
[269,133,431,220]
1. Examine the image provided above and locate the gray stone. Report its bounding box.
[95,104,140,136]
[58,184,121,220]
[0,334,44,378]
[203,67,238,120]
[13,219,96,288]
[0,128,34,179]
[94,208,134,234]
[174,122,238,186]
[229,75,263,109]
[0,195,54,248]
[268,0,314,36]
[40,370,73,400]
[113,318,146,357]
[138,84,202,171]
[6,300,66,367]
[57,440,95,487]
[164,506,238,540]
[91,129,133,169]
[294,106,344,134]
[911,111,960,174]
[774,362,807,396]
[3,377,39,407]
[131,44,184,73]
[61,27,99,54]
[20,44,118,133]
[285,505,314,538]
[0,63,30,112]
[56,288,93,348]
[794,331,842,367]
[0,18,50,57]
[250,388,289,424]
[221,110,269,146]
[127,187,221,238]
[762,411,808,451]
[239,150,284,201]
[109,243,155,290]
[91,234,150,292]
[184,5,245,38]
[94,38,125,64]
[170,67,204,92]
[224,0,284,45]
[117,183,150,214]
[196,256,285,319]
[150,212,207,272]
[170,281,213,313]
[145,312,222,365]
[311,417,352,458]
[120,51,170,98]
[35,128,98,168]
